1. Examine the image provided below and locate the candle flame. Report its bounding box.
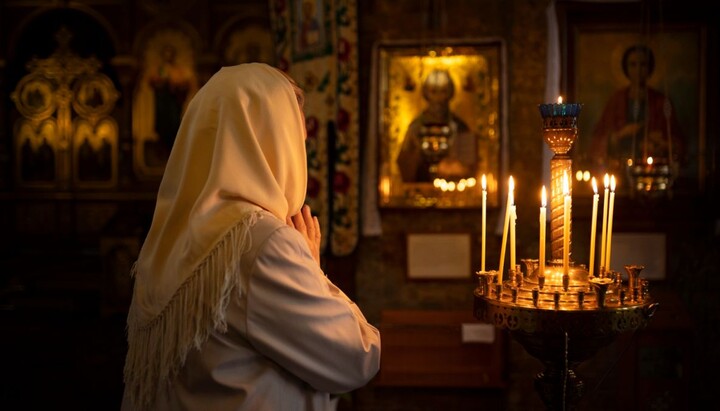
[562,171,569,196]
[557,96,563,104]
[591,177,598,194]
[604,173,610,188]
[647,156,653,165]
[610,175,616,191]
[381,176,390,197]
[541,185,547,207]
[482,174,487,190]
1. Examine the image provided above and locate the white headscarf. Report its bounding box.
[124,63,307,410]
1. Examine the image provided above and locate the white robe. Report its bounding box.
[122,211,381,410]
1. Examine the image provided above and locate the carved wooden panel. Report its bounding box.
[10,27,120,190]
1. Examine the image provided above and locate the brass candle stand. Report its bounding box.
[473,102,658,410]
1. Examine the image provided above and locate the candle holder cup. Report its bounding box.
[624,264,644,290]
[475,270,497,297]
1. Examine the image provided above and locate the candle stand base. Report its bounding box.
[535,365,582,411]
[473,263,658,410]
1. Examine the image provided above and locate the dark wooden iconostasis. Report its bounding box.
[0,3,276,315]
[0,3,273,408]
[1,8,140,315]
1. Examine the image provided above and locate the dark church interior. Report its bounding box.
[1,0,717,410]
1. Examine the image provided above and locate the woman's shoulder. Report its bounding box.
[250,210,307,247]
[250,210,286,236]
[242,210,311,268]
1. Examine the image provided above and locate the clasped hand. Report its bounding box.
[287,204,321,265]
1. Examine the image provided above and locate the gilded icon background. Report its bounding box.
[377,41,504,208]
[570,25,705,196]
[132,28,199,178]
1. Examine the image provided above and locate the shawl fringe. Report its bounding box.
[123,211,260,410]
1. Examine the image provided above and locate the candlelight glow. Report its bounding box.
[557,96,563,104]
[647,156,654,165]
[433,178,474,191]
[482,174,487,191]
[541,185,547,207]
[380,176,390,203]
[574,170,591,182]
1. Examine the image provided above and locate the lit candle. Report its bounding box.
[605,175,616,270]
[589,178,599,277]
[380,176,390,203]
[599,174,610,273]
[498,176,514,282]
[539,186,546,277]
[481,174,487,272]
[563,171,570,276]
[539,96,581,120]
[510,193,516,272]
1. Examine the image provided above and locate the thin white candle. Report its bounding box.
[599,173,610,272]
[589,178,599,278]
[605,175,616,270]
[539,186,546,277]
[563,172,570,276]
[510,199,516,272]
[481,174,487,272]
[498,176,514,282]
